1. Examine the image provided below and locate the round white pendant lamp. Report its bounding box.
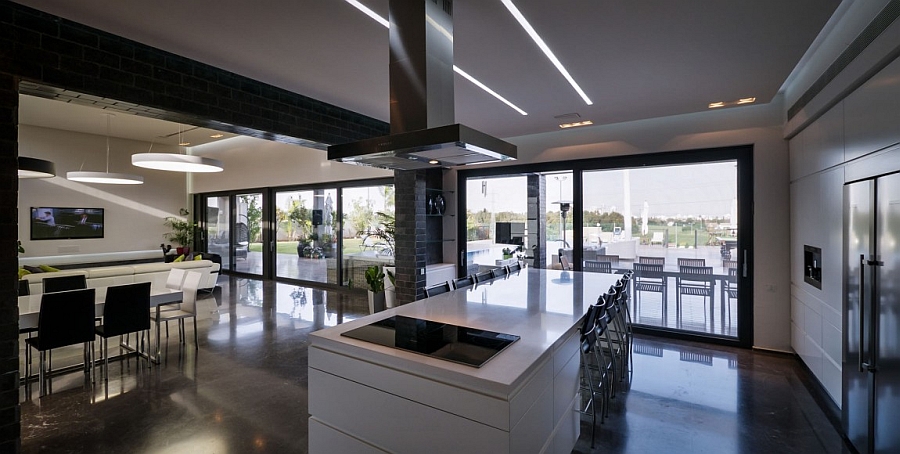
[132,153,223,173]
[66,113,144,185]
[18,156,56,179]
[131,125,224,173]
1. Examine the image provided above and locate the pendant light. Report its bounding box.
[131,125,223,173]
[67,113,144,185]
[18,156,56,179]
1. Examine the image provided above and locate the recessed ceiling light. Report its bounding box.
[428,160,440,165]
[178,142,191,146]
[708,102,726,108]
[501,0,593,106]
[210,134,224,138]
[737,97,756,104]
[559,120,593,129]
[344,0,528,116]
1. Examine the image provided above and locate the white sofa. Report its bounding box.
[22,260,220,296]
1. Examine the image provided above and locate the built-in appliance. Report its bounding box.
[327,0,517,170]
[843,174,900,453]
[341,315,520,367]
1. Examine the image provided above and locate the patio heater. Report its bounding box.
[553,201,571,248]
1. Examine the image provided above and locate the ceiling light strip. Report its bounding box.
[345,0,390,28]
[344,0,528,116]
[500,0,593,106]
[453,66,527,116]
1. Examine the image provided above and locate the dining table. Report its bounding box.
[18,286,184,364]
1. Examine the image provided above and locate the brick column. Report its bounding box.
[393,170,426,303]
[527,174,546,268]
[0,71,20,453]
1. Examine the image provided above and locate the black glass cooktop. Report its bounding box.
[341,316,520,368]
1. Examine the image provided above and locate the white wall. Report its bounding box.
[189,135,393,194]
[472,101,790,352]
[18,125,188,258]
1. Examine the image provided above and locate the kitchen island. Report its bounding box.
[308,268,621,453]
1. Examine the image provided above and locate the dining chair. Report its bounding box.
[723,267,739,329]
[677,258,706,267]
[453,275,475,289]
[474,270,494,284]
[424,281,452,298]
[154,270,202,348]
[632,263,666,323]
[18,279,30,296]
[95,282,152,378]
[560,255,572,271]
[596,254,620,267]
[158,268,188,338]
[583,260,612,274]
[42,274,87,293]
[675,265,715,329]
[25,288,97,396]
[638,256,665,266]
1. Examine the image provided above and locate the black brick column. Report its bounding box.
[527,174,547,268]
[394,170,426,303]
[0,72,20,454]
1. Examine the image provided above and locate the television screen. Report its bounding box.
[30,207,104,240]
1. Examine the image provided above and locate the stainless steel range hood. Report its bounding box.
[328,0,517,170]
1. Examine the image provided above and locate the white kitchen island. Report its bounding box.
[308,268,621,454]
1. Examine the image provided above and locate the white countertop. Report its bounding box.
[309,268,621,398]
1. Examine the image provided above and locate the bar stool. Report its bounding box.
[424,281,452,298]
[453,275,475,289]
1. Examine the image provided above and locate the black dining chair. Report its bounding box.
[18,279,30,296]
[42,274,87,293]
[424,281,452,298]
[453,275,475,289]
[25,288,97,396]
[95,282,152,378]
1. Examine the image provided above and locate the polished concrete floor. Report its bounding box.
[19,276,849,453]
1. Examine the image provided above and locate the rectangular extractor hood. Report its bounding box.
[328,0,517,170]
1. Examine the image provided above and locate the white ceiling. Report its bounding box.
[13,0,841,141]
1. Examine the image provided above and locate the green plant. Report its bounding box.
[385,268,396,286]
[17,240,24,254]
[368,211,395,255]
[365,265,385,293]
[163,208,198,247]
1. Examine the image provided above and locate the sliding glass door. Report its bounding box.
[205,195,231,271]
[234,192,264,276]
[458,146,752,346]
[274,188,338,285]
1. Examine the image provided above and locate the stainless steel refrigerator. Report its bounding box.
[844,174,900,454]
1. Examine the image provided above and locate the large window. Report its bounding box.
[341,185,395,287]
[458,146,752,346]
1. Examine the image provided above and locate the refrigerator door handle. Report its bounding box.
[859,254,866,373]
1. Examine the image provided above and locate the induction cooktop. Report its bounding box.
[341,316,520,368]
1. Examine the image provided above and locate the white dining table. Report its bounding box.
[17,286,183,331]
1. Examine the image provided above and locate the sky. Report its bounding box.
[466,161,737,219]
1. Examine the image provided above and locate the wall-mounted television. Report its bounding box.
[30,207,105,240]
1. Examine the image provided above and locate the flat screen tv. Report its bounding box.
[30,207,104,240]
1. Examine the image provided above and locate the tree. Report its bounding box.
[347,197,376,236]
[239,195,262,243]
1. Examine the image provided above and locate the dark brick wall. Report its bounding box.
[527,174,547,268]
[0,1,389,149]
[0,1,393,450]
[394,170,426,303]
[0,72,20,454]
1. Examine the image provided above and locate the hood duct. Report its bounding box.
[328,0,517,170]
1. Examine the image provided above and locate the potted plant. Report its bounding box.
[502,247,514,259]
[365,265,386,313]
[164,208,197,255]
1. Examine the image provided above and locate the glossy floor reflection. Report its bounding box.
[573,336,851,453]
[20,277,847,453]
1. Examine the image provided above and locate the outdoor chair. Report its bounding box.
[675,265,715,329]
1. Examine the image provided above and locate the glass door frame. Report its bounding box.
[195,177,395,291]
[457,145,754,348]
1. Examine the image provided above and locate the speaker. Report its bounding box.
[312,209,323,226]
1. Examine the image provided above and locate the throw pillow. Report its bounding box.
[173,254,185,262]
[18,268,30,279]
[23,265,43,274]
[194,253,203,261]
[38,264,60,272]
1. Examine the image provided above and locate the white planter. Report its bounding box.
[368,290,386,314]
[383,266,396,308]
